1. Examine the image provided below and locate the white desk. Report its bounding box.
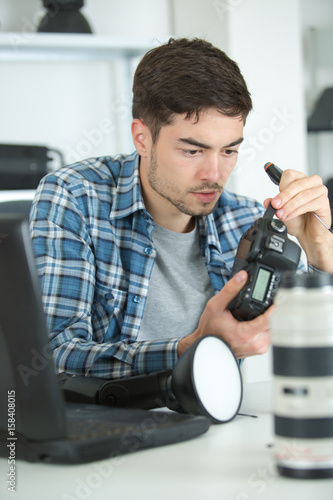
[1,381,332,500]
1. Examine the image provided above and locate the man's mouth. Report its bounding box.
[191,191,220,203]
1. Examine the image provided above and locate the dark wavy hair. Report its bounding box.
[132,37,252,142]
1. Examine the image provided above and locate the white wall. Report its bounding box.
[171,0,229,51]
[226,0,307,202]
[301,0,333,182]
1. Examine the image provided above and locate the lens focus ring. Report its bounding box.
[273,346,333,377]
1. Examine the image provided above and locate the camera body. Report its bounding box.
[228,205,301,321]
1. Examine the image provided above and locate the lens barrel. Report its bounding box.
[271,273,333,479]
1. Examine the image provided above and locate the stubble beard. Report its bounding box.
[148,148,223,217]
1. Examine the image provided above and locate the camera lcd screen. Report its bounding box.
[252,268,272,302]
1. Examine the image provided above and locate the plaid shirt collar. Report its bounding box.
[109,152,146,220]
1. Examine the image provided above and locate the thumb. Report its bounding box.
[219,270,248,308]
[263,198,273,209]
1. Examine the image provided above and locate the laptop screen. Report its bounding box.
[0,215,67,441]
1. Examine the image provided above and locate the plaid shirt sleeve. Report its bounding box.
[29,158,179,380]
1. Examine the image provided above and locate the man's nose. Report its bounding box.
[198,155,221,183]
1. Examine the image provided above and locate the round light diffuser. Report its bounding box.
[172,335,243,423]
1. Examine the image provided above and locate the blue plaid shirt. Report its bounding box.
[30,151,266,379]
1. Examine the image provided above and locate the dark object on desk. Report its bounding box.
[59,334,243,425]
[0,144,63,190]
[38,0,93,33]
[0,200,32,216]
[0,215,210,464]
[59,370,178,411]
[307,87,333,132]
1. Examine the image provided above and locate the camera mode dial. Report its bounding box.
[270,219,286,233]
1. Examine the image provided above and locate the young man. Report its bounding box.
[30,38,333,380]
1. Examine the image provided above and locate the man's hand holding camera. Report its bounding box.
[177,269,272,359]
[264,169,333,273]
[179,168,333,361]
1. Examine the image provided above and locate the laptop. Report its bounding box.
[0,215,210,464]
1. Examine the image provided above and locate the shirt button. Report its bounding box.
[105,292,114,300]
[144,246,152,255]
[133,295,140,303]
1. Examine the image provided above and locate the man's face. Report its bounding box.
[138,108,244,230]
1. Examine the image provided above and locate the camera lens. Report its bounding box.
[270,273,333,479]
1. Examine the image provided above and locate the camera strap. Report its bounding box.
[263,203,276,220]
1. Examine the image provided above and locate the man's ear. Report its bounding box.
[131,119,151,158]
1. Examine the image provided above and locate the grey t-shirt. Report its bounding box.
[137,222,215,341]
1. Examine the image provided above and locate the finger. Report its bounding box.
[219,270,248,307]
[272,173,324,210]
[275,186,329,222]
[279,168,307,188]
[263,198,272,209]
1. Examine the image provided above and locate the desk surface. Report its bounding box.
[1,381,332,500]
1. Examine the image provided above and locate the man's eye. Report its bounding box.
[223,149,237,157]
[184,149,200,156]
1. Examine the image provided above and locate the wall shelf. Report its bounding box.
[0,189,35,202]
[0,32,153,63]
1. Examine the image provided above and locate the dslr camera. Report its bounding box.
[228,204,301,321]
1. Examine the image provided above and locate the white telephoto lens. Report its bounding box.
[270,273,333,479]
